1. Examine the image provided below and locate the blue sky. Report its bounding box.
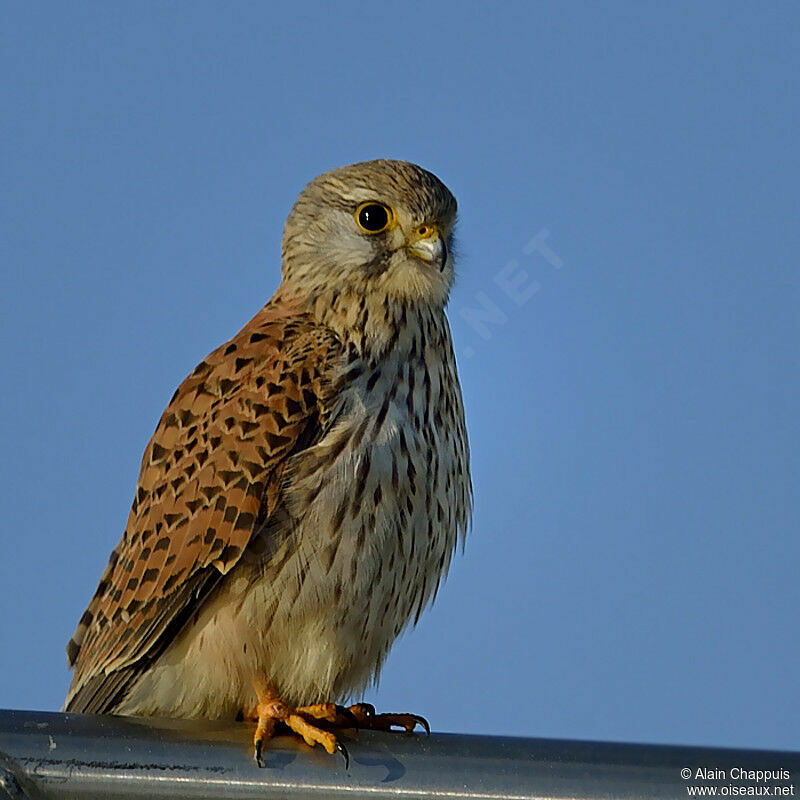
[1,2,798,752]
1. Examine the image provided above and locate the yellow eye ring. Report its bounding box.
[355,202,395,234]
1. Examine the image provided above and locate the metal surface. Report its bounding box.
[0,708,797,799]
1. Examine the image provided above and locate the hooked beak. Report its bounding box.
[406,225,448,270]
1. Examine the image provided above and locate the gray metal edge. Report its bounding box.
[0,709,798,800]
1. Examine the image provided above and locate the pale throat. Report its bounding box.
[306,287,448,362]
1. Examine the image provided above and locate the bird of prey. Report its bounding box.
[65,159,472,765]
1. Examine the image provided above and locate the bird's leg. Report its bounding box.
[347,702,430,734]
[246,690,427,767]
[295,702,360,728]
[248,690,350,768]
[295,701,428,735]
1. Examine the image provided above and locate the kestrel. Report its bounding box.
[65,159,472,765]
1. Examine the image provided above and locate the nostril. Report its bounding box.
[417,225,430,237]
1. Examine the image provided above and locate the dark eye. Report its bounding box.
[355,202,393,233]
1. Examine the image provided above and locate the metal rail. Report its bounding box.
[0,709,797,799]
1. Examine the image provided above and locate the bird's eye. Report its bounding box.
[355,202,393,234]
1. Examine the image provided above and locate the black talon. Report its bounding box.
[336,740,350,770]
[415,715,431,735]
[254,740,265,768]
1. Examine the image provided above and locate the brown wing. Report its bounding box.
[65,292,343,713]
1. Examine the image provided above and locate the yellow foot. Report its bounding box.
[296,702,360,729]
[250,697,351,768]
[347,702,431,734]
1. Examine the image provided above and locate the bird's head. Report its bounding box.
[280,159,457,312]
